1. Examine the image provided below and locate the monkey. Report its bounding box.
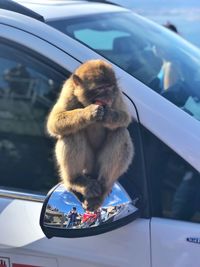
[47,59,134,211]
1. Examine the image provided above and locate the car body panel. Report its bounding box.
[14,0,125,20]
[0,198,149,267]
[0,199,44,248]
[151,218,200,267]
[0,251,58,267]
[0,3,200,267]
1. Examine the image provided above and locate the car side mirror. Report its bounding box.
[40,182,140,238]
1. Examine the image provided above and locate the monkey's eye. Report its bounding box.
[93,83,114,91]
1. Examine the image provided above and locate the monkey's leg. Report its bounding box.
[98,128,134,188]
[85,128,134,210]
[55,132,102,199]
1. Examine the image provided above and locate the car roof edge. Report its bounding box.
[0,0,45,22]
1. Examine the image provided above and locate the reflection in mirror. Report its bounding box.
[42,183,139,231]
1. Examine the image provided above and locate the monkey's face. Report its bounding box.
[86,82,117,107]
[73,60,118,107]
[74,79,117,107]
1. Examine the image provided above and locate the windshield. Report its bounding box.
[48,11,200,121]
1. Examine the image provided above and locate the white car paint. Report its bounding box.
[6,199,144,265]
[15,0,127,20]
[0,2,200,267]
[151,218,200,267]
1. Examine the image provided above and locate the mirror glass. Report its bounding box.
[42,183,139,230]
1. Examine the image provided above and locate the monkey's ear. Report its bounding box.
[72,74,82,86]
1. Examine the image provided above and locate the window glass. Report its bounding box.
[0,42,67,193]
[142,126,200,223]
[49,11,200,122]
[70,28,129,50]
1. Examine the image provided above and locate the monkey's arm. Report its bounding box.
[47,103,104,137]
[102,108,131,129]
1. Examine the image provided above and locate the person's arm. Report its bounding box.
[163,62,180,90]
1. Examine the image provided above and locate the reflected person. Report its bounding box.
[67,207,78,228]
[4,63,31,95]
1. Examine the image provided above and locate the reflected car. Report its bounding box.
[0,1,200,267]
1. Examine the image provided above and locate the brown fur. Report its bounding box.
[47,59,134,210]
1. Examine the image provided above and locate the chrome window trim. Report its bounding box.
[0,189,45,203]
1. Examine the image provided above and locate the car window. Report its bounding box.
[0,41,68,194]
[69,28,129,50]
[48,11,200,122]
[142,125,200,223]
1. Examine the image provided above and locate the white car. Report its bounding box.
[0,1,200,267]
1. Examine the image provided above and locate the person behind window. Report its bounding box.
[172,167,200,221]
[152,22,184,93]
[163,22,179,34]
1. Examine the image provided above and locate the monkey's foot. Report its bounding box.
[82,196,104,211]
[83,179,103,198]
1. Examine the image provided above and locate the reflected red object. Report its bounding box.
[82,211,97,223]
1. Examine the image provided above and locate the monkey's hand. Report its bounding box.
[82,178,107,211]
[83,196,105,211]
[87,104,105,122]
[83,178,103,198]
[102,106,130,129]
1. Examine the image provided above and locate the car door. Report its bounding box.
[0,14,151,267]
[150,130,200,267]
[140,112,200,267]
[151,219,200,267]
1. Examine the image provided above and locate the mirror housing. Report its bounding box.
[40,183,140,238]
